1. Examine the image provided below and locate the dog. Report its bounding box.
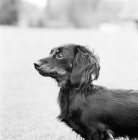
[34,44,138,140]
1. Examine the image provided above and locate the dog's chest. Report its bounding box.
[59,111,87,138]
[58,89,87,137]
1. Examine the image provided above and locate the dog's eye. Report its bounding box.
[56,53,63,59]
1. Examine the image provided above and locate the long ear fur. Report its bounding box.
[71,45,100,86]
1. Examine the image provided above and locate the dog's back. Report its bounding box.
[80,87,138,138]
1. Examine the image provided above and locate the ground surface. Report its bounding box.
[0,26,138,140]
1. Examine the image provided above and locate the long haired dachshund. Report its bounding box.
[34,44,138,140]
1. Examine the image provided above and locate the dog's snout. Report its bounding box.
[34,61,42,68]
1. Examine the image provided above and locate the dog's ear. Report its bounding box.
[71,45,100,86]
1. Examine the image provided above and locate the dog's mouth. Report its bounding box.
[35,64,66,78]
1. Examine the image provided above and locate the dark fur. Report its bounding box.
[34,44,138,140]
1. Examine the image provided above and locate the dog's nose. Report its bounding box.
[34,61,42,68]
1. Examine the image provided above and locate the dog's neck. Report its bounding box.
[57,82,94,120]
[57,86,71,120]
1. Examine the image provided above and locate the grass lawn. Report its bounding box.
[0,26,138,140]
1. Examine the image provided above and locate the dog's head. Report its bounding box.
[34,44,100,88]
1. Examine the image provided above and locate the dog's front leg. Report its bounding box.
[88,131,102,140]
[102,130,114,140]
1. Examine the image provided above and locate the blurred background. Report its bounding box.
[0,0,138,140]
[0,0,138,29]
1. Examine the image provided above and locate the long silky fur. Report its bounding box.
[35,44,138,140]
